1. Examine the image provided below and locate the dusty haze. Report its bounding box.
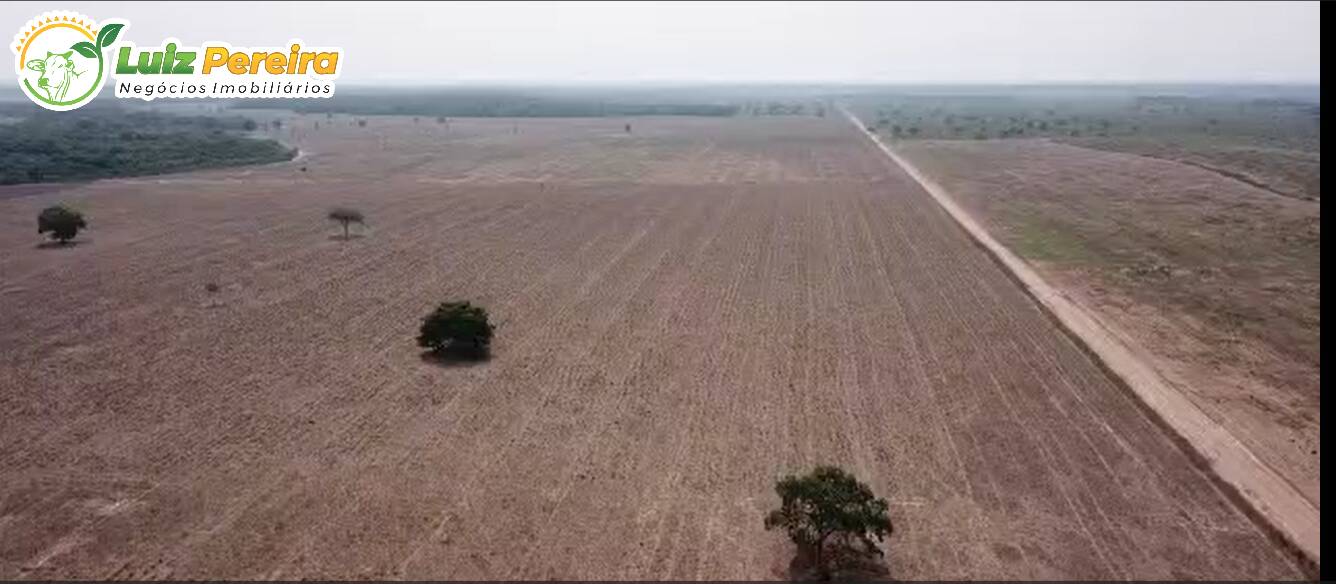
[3,1,1321,84]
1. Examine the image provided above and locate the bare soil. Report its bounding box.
[1063,135,1321,202]
[894,137,1319,558]
[0,115,1308,579]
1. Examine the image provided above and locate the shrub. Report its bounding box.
[764,466,893,579]
[417,301,495,358]
[37,205,86,244]
[327,207,364,239]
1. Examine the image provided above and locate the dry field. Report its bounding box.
[0,115,1309,579]
[895,139,1320,515]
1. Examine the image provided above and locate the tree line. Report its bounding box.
[0,106,295,185]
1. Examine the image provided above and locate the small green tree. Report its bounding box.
[327,207,364,239]
[37,205,86,244]
[764,466,893,579]
[417,302,495,358]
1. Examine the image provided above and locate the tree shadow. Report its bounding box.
[419,346,492,368]
[786,543,892,582]
[328,233,366,241]
[35,240,88,249]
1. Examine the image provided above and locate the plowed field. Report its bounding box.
[0,115,1307,579]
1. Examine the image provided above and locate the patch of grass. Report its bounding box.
[1005,216,1101,265]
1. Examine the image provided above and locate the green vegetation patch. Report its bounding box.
[0,105,295,185]
[244,88,741,118]
[1005,215,1101,265]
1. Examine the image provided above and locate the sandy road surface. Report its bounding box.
[0,115,1308,579]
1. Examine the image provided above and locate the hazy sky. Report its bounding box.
[6,1,1321,84]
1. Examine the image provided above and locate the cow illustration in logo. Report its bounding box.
[27,50,82,102]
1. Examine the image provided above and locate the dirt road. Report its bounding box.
[0,114,1308,579]
[842,109,1320,568]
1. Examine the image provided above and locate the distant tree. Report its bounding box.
[908,126,920,137]
[417,301,495,358]
[357,119,367,128]
[272,119,283,130]
[327,207,364,239]
[765,466,894,580]
[242,119,258,131]
[37,205,86,244]
[326,112,334,119]
[625,123,632,133]
[891,124,902,136]
[436,115,447,124]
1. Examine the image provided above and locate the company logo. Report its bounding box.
[12,11,121,111]
[13,11,343,111]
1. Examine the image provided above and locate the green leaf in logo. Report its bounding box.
[71,41,99,59]
[96,23,124,48]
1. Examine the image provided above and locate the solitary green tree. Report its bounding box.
[417,301,495,358]
[764,466,893,579]
[37,205,86,244]
[327,207,364,239]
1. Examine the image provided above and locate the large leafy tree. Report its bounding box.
[417,301,495,359]
[764,465,894,579]
[37,205,86,244]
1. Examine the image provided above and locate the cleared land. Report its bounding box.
[894,138,1320,516]
[0,115,1308,579]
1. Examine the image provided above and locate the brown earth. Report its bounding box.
[0,115,1309,580]
[893,138,1320,552]
[1061,135,1321,202]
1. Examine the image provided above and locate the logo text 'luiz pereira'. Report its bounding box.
[13,10,343,111]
